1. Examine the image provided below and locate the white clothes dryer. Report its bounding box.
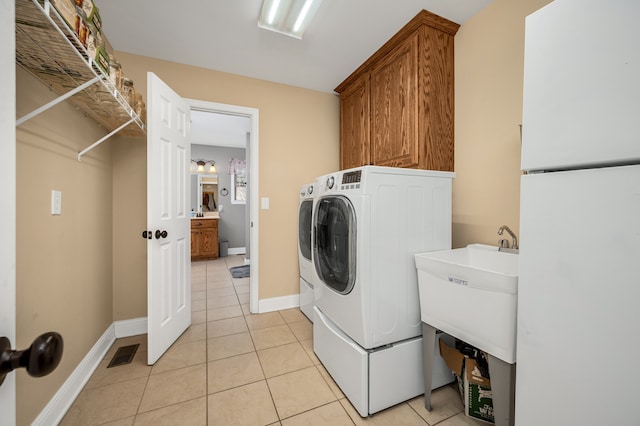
[298,183,315,321]
[312,166,455,417]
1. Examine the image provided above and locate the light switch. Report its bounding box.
[51,190,62,215]
[261,197,270,210]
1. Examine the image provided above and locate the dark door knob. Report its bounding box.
[0,332,63,386]
[142,230,152,239]
[155,230,168,239]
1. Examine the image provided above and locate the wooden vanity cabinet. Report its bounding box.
[191,219,219,260]
[336,10,459,171]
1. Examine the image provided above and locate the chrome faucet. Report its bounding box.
[498,225,518,251]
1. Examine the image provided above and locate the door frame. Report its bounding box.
[186,98,259,313]
[0,0,16,421]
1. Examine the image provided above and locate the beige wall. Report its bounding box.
[112,136,147,320]
[16,67,114,425]
[452,0,551,248]
[112,52,340,307]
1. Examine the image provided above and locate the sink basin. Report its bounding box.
[414,244,519,364]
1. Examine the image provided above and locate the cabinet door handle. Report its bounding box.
[155,230,168,239]
[0,332,63,386]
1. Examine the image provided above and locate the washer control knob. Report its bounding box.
[327,176,334,189]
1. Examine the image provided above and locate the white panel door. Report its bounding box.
[147,72,191,365]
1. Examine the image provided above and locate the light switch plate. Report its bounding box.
[261,197,270,210]
[51,190,62,215]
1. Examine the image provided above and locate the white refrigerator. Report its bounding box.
[517,1,640,425]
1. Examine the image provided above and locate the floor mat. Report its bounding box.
[229,265,250,278]
[107,344,139,368]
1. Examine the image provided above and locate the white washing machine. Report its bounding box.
[298,183,315,321]
[312,166,455,417]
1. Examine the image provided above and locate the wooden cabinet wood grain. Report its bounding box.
[339,72,371,168]
[370,33,419,168]
[335,10,459,171]
[191,219,218,260]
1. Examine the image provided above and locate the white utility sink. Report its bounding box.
[414,244,519,364]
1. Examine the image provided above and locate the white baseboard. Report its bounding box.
[228,247,246,255]
[258,294,300,313]
[114,317,148,338]
[33,317,148,425]
[32,325,115,426]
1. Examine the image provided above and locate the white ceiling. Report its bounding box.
[95,0,494,147]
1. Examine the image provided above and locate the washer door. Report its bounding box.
[298,199,313,262]
[313,195,356,294]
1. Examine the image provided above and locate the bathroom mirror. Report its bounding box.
[192,174,218,212]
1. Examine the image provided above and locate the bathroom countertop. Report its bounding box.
[191,213,220,219]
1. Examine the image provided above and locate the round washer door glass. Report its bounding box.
[298,199,313,261]
[313,196,356,294]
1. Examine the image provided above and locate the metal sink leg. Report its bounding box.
[421,322,437,411]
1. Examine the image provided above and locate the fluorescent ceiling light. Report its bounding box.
[258,0,323,39]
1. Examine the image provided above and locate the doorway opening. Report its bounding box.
[186,98,259,314]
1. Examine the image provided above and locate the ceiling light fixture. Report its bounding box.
[258,0,324,39]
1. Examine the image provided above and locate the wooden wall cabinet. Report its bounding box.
[191,219,219,260]
[335,10,459,171]
[339,72,371,169]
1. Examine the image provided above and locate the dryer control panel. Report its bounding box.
[342,170,362,184]
[317,168,364,195]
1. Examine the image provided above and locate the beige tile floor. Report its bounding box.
[61,256,486,426]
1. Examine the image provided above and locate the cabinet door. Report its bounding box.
[201,229,218,258]
[419,26,455,172]
[370,33,419,168]
[339,73,370,170]
[191,229,200,257]
[212,221,219,258]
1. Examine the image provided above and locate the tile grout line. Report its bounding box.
[202,260,207,425]
[204,259,217,425]
[132,347,153,421]
[229,257,284,422]
[277,399,356,424]
[405,397,433,426]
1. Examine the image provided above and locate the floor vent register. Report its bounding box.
[107,344,139,368]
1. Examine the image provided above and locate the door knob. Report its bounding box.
[142,230,152,239]
[155,230,168,239]
[0,332,63,386]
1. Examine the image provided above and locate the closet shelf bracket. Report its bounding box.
[16,0,146,140]
[77,117,136,161]
[16,76,103,127]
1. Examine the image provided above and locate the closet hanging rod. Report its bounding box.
[16,76,102,126]
[77,117,136,161]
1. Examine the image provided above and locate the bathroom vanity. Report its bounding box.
[191,217,219,260]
